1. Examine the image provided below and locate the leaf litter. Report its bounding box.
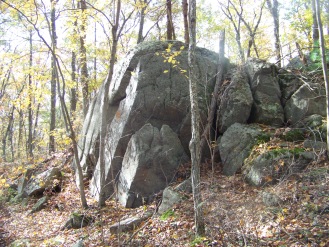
[0,151,328,246]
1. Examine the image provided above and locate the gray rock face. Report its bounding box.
[81,41,219,200]
[284,83,326,125]
[246,58,284,126]
[61,213,93,230]
[109,211,152,233]
[243,151,314,186]
[217,68,253,133]
[278,74,302,106]
[17,168,34,195]
[24,167,62,196]
[30,196,48,214]
[117,124,188,208]
[262,191,282,207]
[158,179,192,214]
[218,123,262,176]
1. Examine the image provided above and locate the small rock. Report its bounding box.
[109,211,152,233]
[10,239,30,247]
[71,239,84,247]
[30,196,48,214]
[61,213,93,230]
[262,192,282,207]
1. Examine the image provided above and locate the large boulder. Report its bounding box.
[278,72,302,106]
[78,41,219,200]
[117,123,188,208]
[218,123,263,176]
[246,58,284,126]
[158,179,192,214]
[243,150,315,186]
[284,83,326,125]
[217,67,253,133]
[24,167,62,196]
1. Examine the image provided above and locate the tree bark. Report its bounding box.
[312,0,319,45]
[188,0,205,237]
[166,0,175,40]
[296,42,308,66]
[182,0,189,44]
[137,0,147,44]
[78,0,90,117]
[2,107,14,162]
[266,0,281,67]
[200,30,225,161]
[315,0,329,155]
[71,51,77,116]
[49,0,57,154]
[27,30,33,158]
[1,0,88,209]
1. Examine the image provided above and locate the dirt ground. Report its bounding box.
[1,153,329,247]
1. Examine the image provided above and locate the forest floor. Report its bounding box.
[0,151,329,247]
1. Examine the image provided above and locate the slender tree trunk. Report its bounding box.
[315,0,329,154]
[78,0,89,117]
[71,12,78,116]
[188,0,205,237]
[200,30,225,161]
[33,103,40,150]
[312,0,319,45]
[1,0,88,209]
[2,107,14,162]
[166,0,175,40]
[247,39,252,58]
[296,42,308,66]
[182,0,189,44]
[98,0,121,207]
[49,0,57,154]
[94,21,97,85]
[71,51,77,116]
[28,30,33,158]
[137,0,147,44]
[2,108,12,161]
[18,109,23,159]
[267,0,281,67]
[8,112,14,161]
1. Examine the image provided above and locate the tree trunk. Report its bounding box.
[78,0,89,117]
[70,11,78,117]
[200,30,225,161]
[137,0,147,44]
[18,109,23,159]
[188,0,205,237]
[267,0,281,67]
[2,107,14,161]
[166,0,175,40]
[49,0,57,154]
[296,42,308,66]
[2,0,88,208]
[71,51,77,116]
[312,0,319,45]
[315,0,329,155]
[182,0,189,44]
[27,30,33,158]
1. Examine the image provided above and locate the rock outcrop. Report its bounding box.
[24,167,62,196]
[217,68,253,133]
[77,41,219,204]
[246,58,284,126]
[76,40,326,208]
[218,123,262,176]
[117,123,188,208]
